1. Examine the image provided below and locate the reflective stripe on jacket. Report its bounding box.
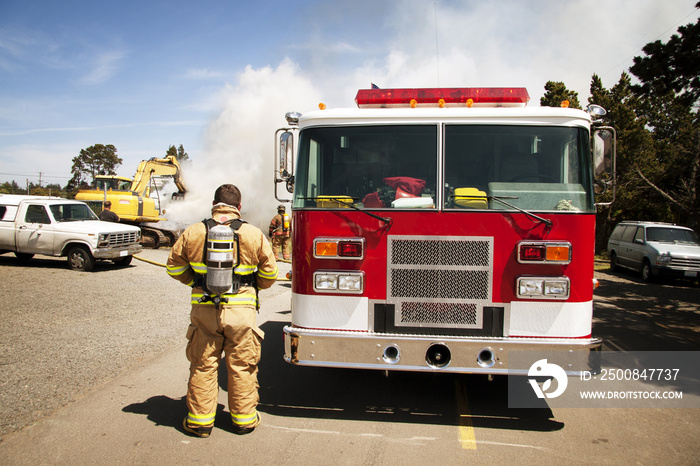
[167,205,278,306]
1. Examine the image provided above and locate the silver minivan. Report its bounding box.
[607,221,700,283]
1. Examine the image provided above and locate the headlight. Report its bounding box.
[656,252,672,266]
[517,276,570,299]
[98,233,109,247]
[314,271,364,293]
[314,273,338,290]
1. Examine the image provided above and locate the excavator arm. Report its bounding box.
[130,155,186,197]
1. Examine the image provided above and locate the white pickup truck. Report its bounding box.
[0,194,142,271]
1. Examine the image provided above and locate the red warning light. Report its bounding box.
[355,87,530,108]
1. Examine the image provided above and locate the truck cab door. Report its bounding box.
[17,204,55,254]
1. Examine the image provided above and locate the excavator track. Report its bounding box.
[139,227,181,249]
[141,227,169,249]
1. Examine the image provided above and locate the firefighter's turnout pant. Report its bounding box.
[271,234,291,260]
[185,303,264,430]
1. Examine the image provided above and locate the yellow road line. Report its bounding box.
[455,379,476,450]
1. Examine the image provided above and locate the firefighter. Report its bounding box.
[166,184,278,438]
[268,204,291,260]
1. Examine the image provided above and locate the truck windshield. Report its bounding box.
[445,125,593,212]
[294,124,593,212]
[50,203,99,222]
[294,125,438,209]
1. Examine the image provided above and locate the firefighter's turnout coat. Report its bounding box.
[166,204,278,430]
[268,212,291,260]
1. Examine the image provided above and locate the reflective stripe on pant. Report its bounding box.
[185,303,264,427]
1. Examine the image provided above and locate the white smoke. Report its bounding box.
[157,0,693,234]
[158,59,323,232]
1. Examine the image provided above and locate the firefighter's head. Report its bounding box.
[277,204,285,214]
[214,184,242,209]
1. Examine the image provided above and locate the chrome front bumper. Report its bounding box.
[93,243,143,259]
[283,325,601,375]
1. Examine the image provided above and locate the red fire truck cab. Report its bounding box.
[274,87,615,375]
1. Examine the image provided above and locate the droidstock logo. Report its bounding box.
[528,359,568,399]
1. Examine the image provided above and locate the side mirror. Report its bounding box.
[279,131,294,181]
[592,127,616,204]
[274,127,297,200]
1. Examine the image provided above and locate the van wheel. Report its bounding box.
[67,245,95,272]
[641,260,654,282]
[610,252,618,272]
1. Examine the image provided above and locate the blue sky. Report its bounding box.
[1,0,699,225]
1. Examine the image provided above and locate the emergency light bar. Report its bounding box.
[355,87,530,108]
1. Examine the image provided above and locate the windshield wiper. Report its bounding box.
[452,194,553,227]
[299,197,393,227]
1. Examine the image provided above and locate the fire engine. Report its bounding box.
[274,87,615,375]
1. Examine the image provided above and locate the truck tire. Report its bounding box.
[67,245,95,272]
[113,255,132,267]
[14,252,35,261]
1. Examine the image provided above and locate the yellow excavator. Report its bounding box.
[76,156,186,247]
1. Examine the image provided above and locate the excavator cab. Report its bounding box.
[93,176,132,192]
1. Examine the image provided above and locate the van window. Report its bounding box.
[610,225,625,241]
[634,228,645,243]
[647,227,700,243]
[621,226,638,243]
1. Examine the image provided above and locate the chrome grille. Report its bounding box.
[109,232,138,246]
[390,269,489,299]
[391,238,490,266]
[400,302,480,328]
[670,256,700,268]
[387,236,493,329]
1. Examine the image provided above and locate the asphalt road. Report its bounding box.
[0,249,698,465]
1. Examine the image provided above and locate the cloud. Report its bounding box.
[81,50,126,84]
[289,41,360,54]
[0,26,66,72]
[184,68,226,79]
[0,120,206,137]
[307,0,700,105]
[0,142,76,184]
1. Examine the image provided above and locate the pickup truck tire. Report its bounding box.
[67,245,95,272]
[14,252,35,261]
[113,255,133,267]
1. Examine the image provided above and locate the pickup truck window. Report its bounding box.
[49,203,99,222]
[24,205,51,224]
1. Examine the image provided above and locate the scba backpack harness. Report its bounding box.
[196,218,257,309]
